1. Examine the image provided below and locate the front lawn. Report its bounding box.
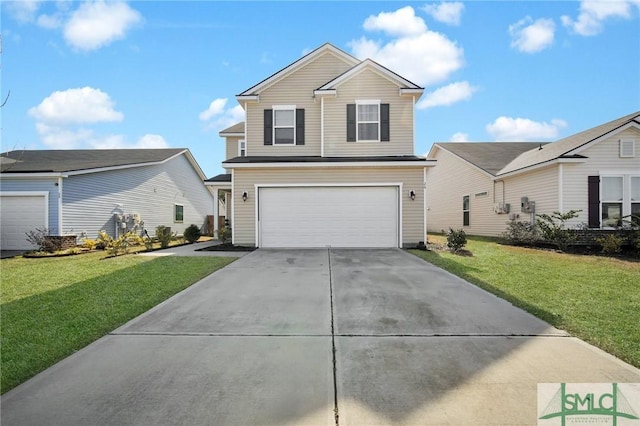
[1,252,236,394]
[410,235,640,368]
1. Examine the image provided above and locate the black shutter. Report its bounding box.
[380,103,390,142]
[346,104,356,142]
[296,109,305,145]
[264,109,273,145]
[588,175,600,228]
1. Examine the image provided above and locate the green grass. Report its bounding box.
[409,235,640,368]
[1,251,236,393]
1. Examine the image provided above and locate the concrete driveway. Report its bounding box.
[2,249,639,425]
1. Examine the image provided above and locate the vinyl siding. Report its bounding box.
[62,154,213,239]
[232,167,425,247]
[0,177,60,235]
[245,52,354,156]
[425,149,502,236]
[561,127,640,227]
[502,166,559,227]
[324,69,414,157]
[226,137,242,160]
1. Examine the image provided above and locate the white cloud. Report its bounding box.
[562,1,633,36]
[36,13,63,29]
[417,81,477,109]
[199,98,228,121]
[422,2,465,26]
[509,17,555,53]
[363,6,427,36]
[5,0,42,23]
[35,123,93,149]
[63,1,142,51]
[486,116,567,141]
[349,17,464,87]
[89,134,169,149]
[29,87,124,124]
[450,132,469,142]
[199,99,245,131]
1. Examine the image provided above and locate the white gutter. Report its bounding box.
[223,160,436,169]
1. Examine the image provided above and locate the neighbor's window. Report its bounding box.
[601,176,623,227]
[632,177,640,225]
[175,204,184,223]
[273,107,295,145]
[463,195,470,227]
[357,102,379,141]
[238,140,246,157]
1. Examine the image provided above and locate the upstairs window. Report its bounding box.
[347,102,390,142]
[238,140,246,157]
[263,107,305,146]
[274,107,295,145]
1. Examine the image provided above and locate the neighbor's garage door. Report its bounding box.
[1,194,47,250]
[259,186,399,248]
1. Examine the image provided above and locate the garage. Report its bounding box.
[258,186,399,248]
[0,193,48,251]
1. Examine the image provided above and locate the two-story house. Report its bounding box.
[207,43,435,248]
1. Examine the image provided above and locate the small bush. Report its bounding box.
[596,234,624,254]
[97,230,141,257]
[183,224,202,244]
[24,228,61,253]
[536,210,581,252]
[155,225,173,249]
[218,226,232,244]
[82,238,98,251]
[446,228,467,253]
[502,220,538,246]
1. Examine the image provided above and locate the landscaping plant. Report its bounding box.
[446,228,467,253]
[218,226,232,244]
[536,209,581,251]
[502,220,538,246]
[183,224,202,244]
[155,225,173,249]
[24,227,62,253]
[97,230,142,257]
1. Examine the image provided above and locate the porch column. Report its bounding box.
[213,187,219,238]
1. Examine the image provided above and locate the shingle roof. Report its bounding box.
[223,155,428,164]
[205,173,232,183]
[432,143,546,176]
[219,122,245,136]
[499,111,640,175]
[0,149,186,173]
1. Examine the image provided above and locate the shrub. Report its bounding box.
[155,225,173,249]
[502,220,538,246]
[183,224,202,244]
[97,230,141,257]
[24,228,61,253]
[536,210,581,252]
[596,234,624,254]
[218,226,232,244]
[446,228,467,253]
[82,238,98,251]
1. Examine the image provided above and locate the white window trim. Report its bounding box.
[174,203,184,223]
[355,99,380,143]
[273,105,296,146]
[463,194,470,227]
[599,174,640,228]
[238,140,246,157]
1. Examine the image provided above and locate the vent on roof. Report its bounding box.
[620,139,636,158]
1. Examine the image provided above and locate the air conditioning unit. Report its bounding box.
[494,202,510,214]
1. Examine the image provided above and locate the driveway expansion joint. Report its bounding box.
[328,248,340,426]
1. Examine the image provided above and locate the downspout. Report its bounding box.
[231,169,235,245]
[320,97,325,157]
[57,176,63,236]
[423,167,427,240]
[558,164,564,212]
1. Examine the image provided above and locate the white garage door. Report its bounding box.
[259,186,399,248]
[1,195,47,250]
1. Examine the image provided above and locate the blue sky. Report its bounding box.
[2,1,639,177]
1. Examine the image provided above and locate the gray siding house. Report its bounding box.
[0,149,213,250]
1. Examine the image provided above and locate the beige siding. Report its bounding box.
[245,52,354,157]
[426,149,503,236]
[562,127,640,227]
[232,167,425,246]
[502,166,559,226]
[225,137,241,160]
[324,69,414,157]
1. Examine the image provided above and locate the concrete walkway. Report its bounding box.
[2,249,639,425]
[137,239,251,257]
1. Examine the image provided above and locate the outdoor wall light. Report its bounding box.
[242,191,248,202]
[409,190,416,201]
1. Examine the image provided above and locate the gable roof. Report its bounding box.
[431,142,546,176]
[315,58,423,96]
[237,43,360,99]
[219,122,245,137]
[499,111,640,175]
[0,148,204,177]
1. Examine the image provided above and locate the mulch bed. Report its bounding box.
[196,243,256,252]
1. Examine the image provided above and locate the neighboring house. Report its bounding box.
[425,111,640,237]
[210,43,435,248]
[0,149,214,250]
